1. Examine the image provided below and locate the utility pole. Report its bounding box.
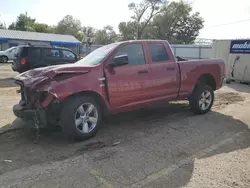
[25,12,28,31]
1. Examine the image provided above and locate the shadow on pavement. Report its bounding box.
[0,119,26,135]
[141,111,250,188]
[224,82,250,93]
[0,102,249,187]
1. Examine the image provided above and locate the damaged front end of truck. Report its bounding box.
[13,65,91,131]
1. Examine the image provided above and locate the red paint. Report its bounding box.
[14,40,225,114]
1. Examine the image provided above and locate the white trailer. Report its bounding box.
[212,39,250,82]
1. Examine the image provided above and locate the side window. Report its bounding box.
[28,48,41,58]
[44,48,60,58]
[62,50,76,60]
[148,43,170,62]
[114,43,145,66]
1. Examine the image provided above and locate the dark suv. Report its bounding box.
[12,45,79,73]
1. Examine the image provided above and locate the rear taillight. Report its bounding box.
[20,58,26,65]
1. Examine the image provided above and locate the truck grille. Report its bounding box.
[15,80,34,106]
[15,80,48,107]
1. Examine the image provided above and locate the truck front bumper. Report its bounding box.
[13,104,47,128]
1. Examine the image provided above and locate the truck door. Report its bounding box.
[146,42,179,100]
[104,43,151,110]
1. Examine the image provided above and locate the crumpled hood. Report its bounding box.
[14,64,92,88]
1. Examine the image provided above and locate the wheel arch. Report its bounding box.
[194,73,216,91]
[61,90,109,115]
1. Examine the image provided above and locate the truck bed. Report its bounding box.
[177,59,225,97]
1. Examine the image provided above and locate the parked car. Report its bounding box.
[12,45,78,73]
[13,40,226,140]
[0,47,17,63]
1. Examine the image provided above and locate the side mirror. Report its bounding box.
[109,55,129,67]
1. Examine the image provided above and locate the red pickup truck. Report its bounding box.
[13,40,225,140]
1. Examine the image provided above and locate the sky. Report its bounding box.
[0,0,250,40]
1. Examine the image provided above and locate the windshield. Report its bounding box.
[5,47,16,52]
[76,43,119,66]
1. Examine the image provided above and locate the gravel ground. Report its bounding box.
[0,63,250,188]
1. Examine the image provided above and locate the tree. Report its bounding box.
[118,1,204,44]
[118,21,137,40]
[30,23,53,33]
[8,12,36,31]
[8,22,16,30]
[75,32,84,42]
[151,1,204,44]
[0,14,6,29]
[0,22,6,29]
[128,0,166,39]
[46,25,56,33]
[82,26,96,39]
[55,15,82,40]
[94,26,117,45]
[82,26,96,44]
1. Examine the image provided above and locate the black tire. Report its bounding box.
[60,95,102,141]
[0,56,8,63]
[189,85,214,114]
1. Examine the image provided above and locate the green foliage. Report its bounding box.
[6,1,204,45]
[7,13,83,41]
[128,0,166,39]
[8,12,35,31]
[119,1,204,44]
[75,32,84,42]
[55,15,82,39]
[152,1,204,44]
[28,23,54,33]
[82,26,96,39]
[0,19,6,29]
[8,22,16,30]
[118,21,137,40]
[94,26,117,45]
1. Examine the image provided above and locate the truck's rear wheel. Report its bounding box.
[189,85,214,114]
[60,96,102,141]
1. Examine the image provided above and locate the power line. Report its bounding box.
[205,19,250,28]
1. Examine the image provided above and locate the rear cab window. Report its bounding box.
[148,43,170,63]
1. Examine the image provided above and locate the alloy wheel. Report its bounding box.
[74,102,98,133]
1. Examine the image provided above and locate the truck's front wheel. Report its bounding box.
[189,85,214,114]
[60,96,102,140]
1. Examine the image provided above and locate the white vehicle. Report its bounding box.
[0,47,17,63]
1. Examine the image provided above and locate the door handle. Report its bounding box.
[167,67,176,71]
[138,69,149,74]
